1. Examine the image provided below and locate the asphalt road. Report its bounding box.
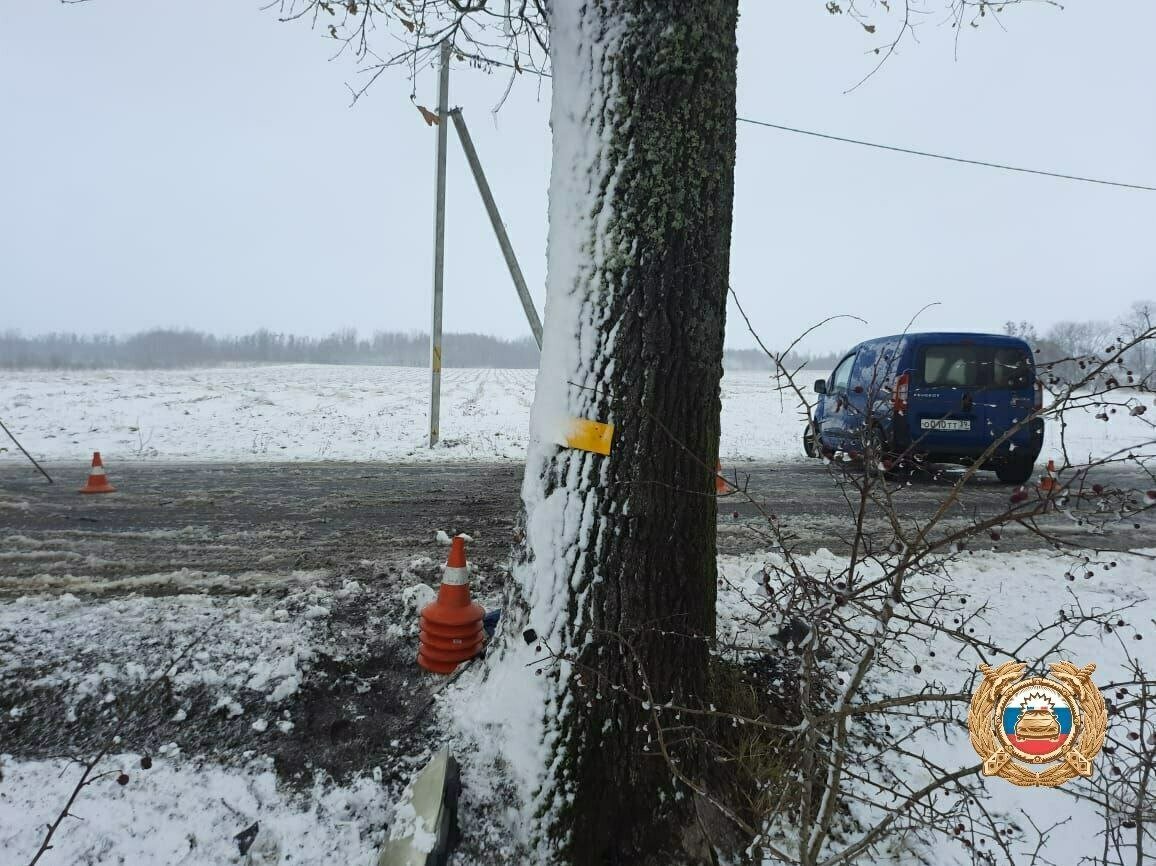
[3,459,1155,595]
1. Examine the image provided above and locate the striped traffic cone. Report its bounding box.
[716,460,734,497]
[79,451,116,494]
[417,536,484,674]
[1039,459,1058,492]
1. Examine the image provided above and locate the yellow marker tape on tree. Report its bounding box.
[564,418,614,456]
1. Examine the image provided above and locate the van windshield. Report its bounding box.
[921,345,1032,388]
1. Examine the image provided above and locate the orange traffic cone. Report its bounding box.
[1039,459,1058,492]
[79,451,116,494]
[716,460,734,497]
[417,536,485,674]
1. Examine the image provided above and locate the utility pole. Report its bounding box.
[428,40,451,448]
[450,108,543,349]
[423,47,544,443]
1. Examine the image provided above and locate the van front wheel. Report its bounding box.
[995,459,1035,485]
[803,422,821,458]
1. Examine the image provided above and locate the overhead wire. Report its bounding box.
[451,49,1156,193]
[736,117,1156,193]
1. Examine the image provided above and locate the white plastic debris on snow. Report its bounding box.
[388,796,439,854]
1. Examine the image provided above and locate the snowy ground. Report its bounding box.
[3,364,1155,865]
[6,542,1152,865]
[1,364,1144,465]
[728,547,1156,866]
[446,546,1156,866]
[0,559,483,866]
[0,756,389,865]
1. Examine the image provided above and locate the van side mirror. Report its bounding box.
[814,379,827,395]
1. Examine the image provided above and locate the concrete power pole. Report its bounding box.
[428,41,451,448]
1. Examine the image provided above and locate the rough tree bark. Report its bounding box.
[505,2,740,864]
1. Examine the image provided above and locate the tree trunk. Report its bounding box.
[505,2,739,864]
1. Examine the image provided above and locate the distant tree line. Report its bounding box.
[0,327,827,372]
[1004,300,1156,382]
[0,328,541,370]
[722,347,847,371]
[7,306,1148,374]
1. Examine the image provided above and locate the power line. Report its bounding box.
[451,51,1156,193]
[736,117,1156,193]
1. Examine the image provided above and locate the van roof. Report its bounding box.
[861,332,1030,347]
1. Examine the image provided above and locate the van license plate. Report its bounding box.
[921,419,971,431]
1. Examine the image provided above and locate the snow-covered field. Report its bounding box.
[0,364,1146,465]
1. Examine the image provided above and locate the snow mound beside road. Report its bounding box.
[0,754,388,865]
[0,586,334,717]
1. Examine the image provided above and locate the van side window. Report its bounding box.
[831,353,856,393]
[921,345,1033,388]
[922,346,981,387]
[993,348,1032,388]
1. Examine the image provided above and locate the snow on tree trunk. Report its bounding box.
[494,2,739,863]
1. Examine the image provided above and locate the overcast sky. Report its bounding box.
[1,1,1153,354]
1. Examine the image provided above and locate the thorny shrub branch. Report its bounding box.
[25,612,233,866]
[535,304,1155,865]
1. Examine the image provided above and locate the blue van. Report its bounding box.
[805,332,1044,483]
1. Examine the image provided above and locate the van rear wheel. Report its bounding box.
[995,458,1034,485]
